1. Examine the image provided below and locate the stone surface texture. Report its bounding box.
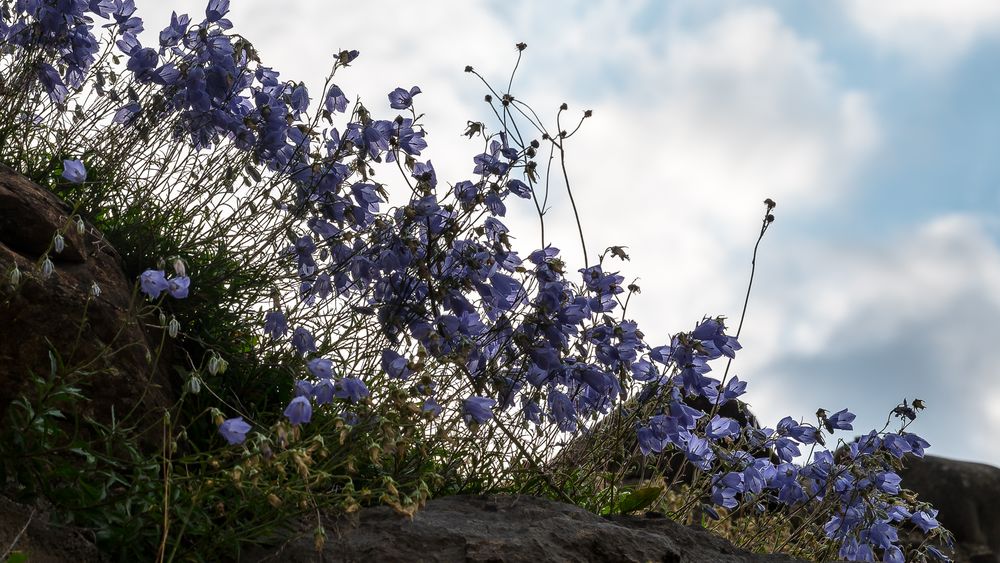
[243,494,808,563]
[900,454,1000,563]
[0,164,173,430]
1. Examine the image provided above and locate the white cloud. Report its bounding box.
[842,0,1000,67]
[744,215,1000,465]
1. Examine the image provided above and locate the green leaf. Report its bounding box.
[616,486,663,514]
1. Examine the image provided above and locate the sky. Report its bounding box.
[141,1,1000,466]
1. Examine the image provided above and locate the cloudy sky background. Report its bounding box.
[143,1,1000,465]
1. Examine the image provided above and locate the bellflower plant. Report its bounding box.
[0,2,955,561]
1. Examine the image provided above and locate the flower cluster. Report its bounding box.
[9,2,950,559]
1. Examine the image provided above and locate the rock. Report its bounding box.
[900,455,1000,563]
[0,164,174,437]
[242,494,808,563]
[0,494,102,563]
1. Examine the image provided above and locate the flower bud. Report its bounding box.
[41,256,54,279]
[53,234,65,254]
[89,281,101,298]
[172,257,186,277]
[208,355,221,375]
[186,374,202,394]
[267,493,282,508]
[9,264,21,286]
[159,312,167,326]
[168,316,180,338]
[76,216,86,235]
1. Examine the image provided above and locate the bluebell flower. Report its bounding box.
[881,433,912,459]
[62,159,87,183]
[313,379,335,405]
[506,179,531,198]
[167,276,190,298]
[113,101,142,125]
[335,377,369,403]
[264,311,287,338]
[324,84,348,113]
[380,349,411,380]
[422,397,442,416]
[875,471,901,495]
[911,508,939,532]
[205,0,230,23]
[219,417,251,445]
[140,269,169,299]
[463,396,496,424]
[307,358,333,379]
[37,63,68,103]
[291,327,316,355]
[774,437,801,463]
[685,436,715,470]
[388,86,421,110]
[826,408,856,432]
[867,521,898,549]
[159,11,190,48]
[284,396,312,425]
[706,415,740,441]
[294,379,313,397]
[883,546,904,563]
[904,433,930,457]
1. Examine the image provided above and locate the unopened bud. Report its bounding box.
[159,312,167,326]
[53,234,65,254]
[89,281,101,298]
[41,256,54,279]
[208,355,221,375]
[9,264,21,286]
[186,374,202,394]
[76,216,86,235]
[172,257,186,277]
[168,316,180,338]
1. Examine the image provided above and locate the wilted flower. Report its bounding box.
[61,159,87,183]
[219,417,251,445]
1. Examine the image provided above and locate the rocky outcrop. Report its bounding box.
[242,494,807,563]
[900,455,1000,563]
[0,164,173,433]
[0,494,102,563]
